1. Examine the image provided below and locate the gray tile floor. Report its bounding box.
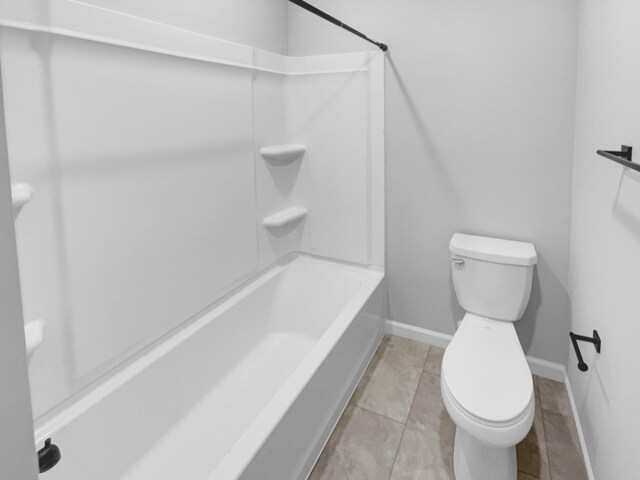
[309,335,588,480]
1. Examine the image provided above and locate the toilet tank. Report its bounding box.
[450,233,537,321]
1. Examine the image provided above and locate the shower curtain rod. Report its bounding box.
[288,0,388,52]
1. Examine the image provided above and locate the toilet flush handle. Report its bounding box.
[451,256,465,267]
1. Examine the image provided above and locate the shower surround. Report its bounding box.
[0,1,384,477]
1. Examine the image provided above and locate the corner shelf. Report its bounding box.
[11,183,34,214]
[263,207,307,229]
[260,144,306,165]
[25,319,45,364]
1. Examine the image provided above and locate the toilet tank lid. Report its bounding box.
[450,233,537,266]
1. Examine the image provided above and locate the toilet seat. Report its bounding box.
[442,313,534,444]
[441,375,534,448]
[442,375,532,429]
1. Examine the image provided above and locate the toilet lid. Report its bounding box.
[442,314,533,426]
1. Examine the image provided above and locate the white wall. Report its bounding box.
[62,0,289,54]
[568,0,640,477]
[0,72,38,479]
[289,0,579,364]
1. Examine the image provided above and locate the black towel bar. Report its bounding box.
[597,145,638,172]
[570,330,601,372]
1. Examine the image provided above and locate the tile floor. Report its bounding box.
[309,335,588,480]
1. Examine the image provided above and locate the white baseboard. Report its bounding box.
[564,371,596,480]
[385,319,452,348]
[385,319,594,478]
[526,355,565,382]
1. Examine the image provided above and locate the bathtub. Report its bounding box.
[36,254,385,480]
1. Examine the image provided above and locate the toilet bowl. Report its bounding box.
[444,233,537,480]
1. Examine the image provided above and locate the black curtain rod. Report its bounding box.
[288,0,388,52]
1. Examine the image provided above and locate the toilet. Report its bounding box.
[442,233,538,480]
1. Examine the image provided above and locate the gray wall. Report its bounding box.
[289,0,579,364]
[568,0,640,476]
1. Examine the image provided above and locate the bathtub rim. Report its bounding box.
[32,252,384,454]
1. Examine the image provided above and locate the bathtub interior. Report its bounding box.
[35,255,384,480]
[268,259,364,337]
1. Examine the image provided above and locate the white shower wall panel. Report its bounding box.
[75,0,289,54]
[254,52,384,270]
[286,72,372,265]
[253,71,310,269]
[2,31,259,417]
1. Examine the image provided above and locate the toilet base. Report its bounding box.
[453,427,517,480]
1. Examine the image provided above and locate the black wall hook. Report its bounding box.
[38,438,61,473]
[570,330,601,372]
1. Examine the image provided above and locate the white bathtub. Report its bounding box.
[36,254,385,480]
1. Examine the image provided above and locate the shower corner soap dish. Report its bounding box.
[263,207,308,229]
[260,145,306,165]
[11,183,34,215]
